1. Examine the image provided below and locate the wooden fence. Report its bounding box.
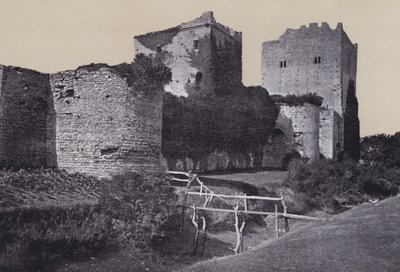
[167,171,320,255]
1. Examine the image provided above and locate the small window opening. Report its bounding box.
[195,72,203,84]
[280,60,287,68]
[65,89,74,97]
[193,40,199,50]
[314,56,321,64]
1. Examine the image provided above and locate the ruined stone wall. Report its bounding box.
[165,149,257,173]
[134,11,242,97]
[0,66,56,168]
[262,112,295,168]
[280,103,320,162]
[262,23,343,115]
[319,109,341,159]
[50,65,164,178]
[135,25,213,97]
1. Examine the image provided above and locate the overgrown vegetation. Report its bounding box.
[77,54,172,93]
[284,158,400,214]
[360,132,400,168]
[0,169,178,271]
[271,93,323,107]
[282,132,400,214]
[162,86,279,162]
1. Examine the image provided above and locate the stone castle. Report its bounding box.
[135,11,360,170]
[0,11,360,177]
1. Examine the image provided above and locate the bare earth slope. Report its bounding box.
[182,195,400,272]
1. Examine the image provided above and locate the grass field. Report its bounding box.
[182,195,400,272]
[201,171,287,191]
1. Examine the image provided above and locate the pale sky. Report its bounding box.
[1,0,399,137]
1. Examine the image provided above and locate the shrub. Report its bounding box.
[361,132,400,168]
[271,93,323,107]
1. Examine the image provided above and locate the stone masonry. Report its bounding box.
[262,22,360,160]
[135,11,242,97]
[50,64,164,178]
[0,63,164,178]
[0,66,56,168]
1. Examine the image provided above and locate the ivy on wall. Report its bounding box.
[162,86,279,160]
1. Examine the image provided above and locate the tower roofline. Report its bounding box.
[134,11,242,43]
[262,22,356,49]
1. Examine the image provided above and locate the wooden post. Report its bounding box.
[200,216,207,256]
[281,195,289,233]
[284,217,289,233]
[275,204,279,238]
[234,204,246,254]
[244,193,248,211]
[187,173,197,188]
[191,203,199,255]
[240,221,245,253]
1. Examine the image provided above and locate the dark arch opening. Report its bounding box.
[269,129,290,169]
[282,150,301,170]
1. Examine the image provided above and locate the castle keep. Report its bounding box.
[262,22,360,160]
[0,12,360,176]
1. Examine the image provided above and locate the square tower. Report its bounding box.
[134,11,242,97]
[262,23,360,159]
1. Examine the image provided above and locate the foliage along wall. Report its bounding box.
[162,85,279,172]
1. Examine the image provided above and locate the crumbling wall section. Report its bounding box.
[50,64,164,178]
[319,109,341,159]
[0,66,56,168]
[135,25,212,97]
[280,103,320,162]
[262,112,295,168]
[134,11,242,97]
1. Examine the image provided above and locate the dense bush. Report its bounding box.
[100,171,178,247]
[284,159,400,213]
[162,86,279,161]
[0,169,178,271]
[361,132,400,168]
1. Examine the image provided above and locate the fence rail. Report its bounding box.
[167,171,321,255]
[178,205,321,221]
[186,191,283,201]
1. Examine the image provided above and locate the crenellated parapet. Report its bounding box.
[262,21,359,160]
